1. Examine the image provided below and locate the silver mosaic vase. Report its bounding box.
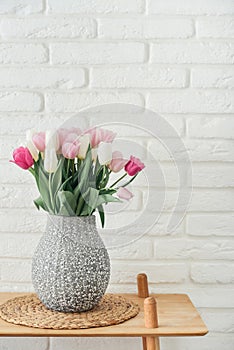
[32,215,110,312]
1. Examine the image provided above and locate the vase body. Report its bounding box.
[32,215,110,312]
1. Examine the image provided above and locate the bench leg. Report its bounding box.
[142,337,147,350]
[137,274,161,350]
[145,336,160,350]
[137,274,150,350]
[155,337,160,350]
[144,297,160,350]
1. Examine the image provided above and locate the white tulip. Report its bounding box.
[78,134,90,160]
[44,148,58,173]
[26,129,39,161]
[46,130,59,151]
[97,142,112,165]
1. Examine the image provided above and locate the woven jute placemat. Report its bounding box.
[0,294,139,330]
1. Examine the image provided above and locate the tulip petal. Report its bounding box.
[44,148,58,173]
[97,142,112,165]
[33,132,45,152]
[78,134,90,159]
[117,187,134,200]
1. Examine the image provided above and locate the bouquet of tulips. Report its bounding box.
[10,127,145,227]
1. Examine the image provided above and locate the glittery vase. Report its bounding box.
[32,215,110,312]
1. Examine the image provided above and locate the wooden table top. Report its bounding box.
[0,293,208,337]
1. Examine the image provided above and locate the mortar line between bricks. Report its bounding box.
[0,62,187,69]
[1,34,234,41]
[3,13,233,19]
[0,14,214,20]
[1,63,234,68]
[1,111,233,116]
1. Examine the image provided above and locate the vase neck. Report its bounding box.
[47,215,97,236]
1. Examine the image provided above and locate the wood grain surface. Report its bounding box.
[0,293,208,337]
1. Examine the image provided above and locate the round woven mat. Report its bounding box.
[0,294,139,330]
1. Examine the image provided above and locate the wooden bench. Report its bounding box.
[0,273,208,350]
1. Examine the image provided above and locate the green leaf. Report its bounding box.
[96,166,105,188]
[97,204,105,228]
[100,166,110,189]
[75,148,93,196]
[54,176,73,213]
[72,170,79,188]
[99,188,116,195]
[76,195,85,215]
[57,190,76,216]
[38,166,53,212]
[34,196,48,211]
[79,187,99,216]
[51,158,64,195]
[96,194,120,207]
[33,154,42,190]
[94,157,100,176]
[96,166,109,189]
[58,175,73,192]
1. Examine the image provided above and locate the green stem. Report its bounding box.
[72,160,75,177]
[76,195,85,215]
[66,159,70,178]
[49,173,54,211]
[117,173,138,189]
[28,167,35,176]
[110,173,127,188]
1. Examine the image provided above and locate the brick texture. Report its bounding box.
[0,1,233,349]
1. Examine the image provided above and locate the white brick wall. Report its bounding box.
[0,1,234,349]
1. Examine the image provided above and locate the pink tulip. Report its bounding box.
[57,128,82,152]
[117,187,133,200]
[86,127,100,148]
[57,128,70,148]
[10,147,34,170]
[99,128,116,143]
[85,127,116,148]
[109,151,128,173]
[62,142,80,159]
[125,156,145,176]
[32,132,45,152]
[64,133,80,144]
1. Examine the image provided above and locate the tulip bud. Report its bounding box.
[109,151,128,173]
[26,129,39,161]
[125,155,145,176]
[62,142,80,159]
[46,130,59,151]
[10,147,34,170]
[78,134,90,160]
[97,142,112,165]
[117,187,134,200]
[32,132,45,152]
[44,148,58,173]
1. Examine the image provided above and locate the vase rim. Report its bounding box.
[47,214,96,220]
[47,213,96,223]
